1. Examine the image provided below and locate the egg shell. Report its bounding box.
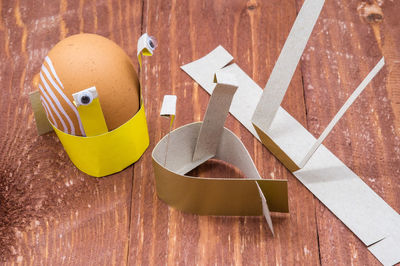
[38,33,140,136]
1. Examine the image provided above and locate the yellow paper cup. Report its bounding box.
[53,103,149,177]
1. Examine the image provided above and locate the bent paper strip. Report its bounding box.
[298,58,385,168]
[181,46,400,265]
[252,0,325,130]
[152,70,289,235]
[73,86,108,137]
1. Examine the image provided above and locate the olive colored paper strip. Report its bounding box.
[28,90,53,135]
[152,71,288,234]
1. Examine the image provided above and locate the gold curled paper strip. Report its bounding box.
[181,45,400,265]
[152,122,289,215]
[152,73,288,232]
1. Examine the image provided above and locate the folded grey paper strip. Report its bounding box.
[181,46,400,265]
[192,69,274,233]
[298,57,385,168]
[252,0,325,131]
[181,46,261,140]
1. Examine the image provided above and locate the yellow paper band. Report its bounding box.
[53,103,149,177]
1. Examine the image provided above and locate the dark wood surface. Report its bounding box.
[0,0,398,265]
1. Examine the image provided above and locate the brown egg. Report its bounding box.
[38,33,140,136]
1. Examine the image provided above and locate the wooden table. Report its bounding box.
[1,0,399,265]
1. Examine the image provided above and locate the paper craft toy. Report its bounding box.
[29,33,156,177]
[152,70,289,234]
[181,0,400,264]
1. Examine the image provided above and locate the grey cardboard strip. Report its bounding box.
[160,95,177,166]
[368,234,400,266]
[182,47,261,140]
[252,0,325,131]
[298,57,385,168]
[192,69,274,233]
[181,46,400,265]
[160,95,177,117]
[193,70,239,161]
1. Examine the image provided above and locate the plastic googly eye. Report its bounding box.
[79,92,93,105]
[147,36,158,50]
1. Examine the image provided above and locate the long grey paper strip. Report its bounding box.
[181,46,400,265]
[252,0,325,131]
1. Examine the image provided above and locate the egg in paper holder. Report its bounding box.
[29,33,156,177]
[53,100,149,177]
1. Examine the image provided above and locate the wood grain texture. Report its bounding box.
[0,0,142,264]
[298,0,400,265]
[128,0,319,265]
[0,0,399,265]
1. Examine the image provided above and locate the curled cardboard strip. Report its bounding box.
[152,70,289,234]
[182,50,398,266]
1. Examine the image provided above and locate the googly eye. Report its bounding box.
[147,36,158,50]
[79,92,93,105]
[72,86,98,107]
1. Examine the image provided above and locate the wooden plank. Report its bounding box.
[128,0,320,265]
[1,0,398,264]
[0,0,142,264]
[297,0,400,265]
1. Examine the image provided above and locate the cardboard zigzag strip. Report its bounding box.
[152,70,289,235]
[181,0,400,263]
[181,46,400,266]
